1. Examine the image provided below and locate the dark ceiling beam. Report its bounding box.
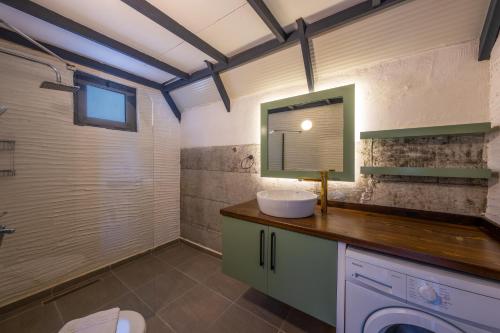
[247,0,287,43]
[161,91,181,121]
[163,0,408,92]
[0,27,162,90]
[478,0,500,61]
[297,19,314,92]
[0,27,184,123]
[121,0,227,64]
[0,0,189,79]
[205,61,230,112]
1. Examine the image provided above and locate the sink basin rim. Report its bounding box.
[256,190,317,218]
[256,190,317,202]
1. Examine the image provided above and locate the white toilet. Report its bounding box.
[116,311,146,333]
[59,309,146,333]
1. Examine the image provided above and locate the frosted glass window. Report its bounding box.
[74,71,137,132]
[86,85,126,123]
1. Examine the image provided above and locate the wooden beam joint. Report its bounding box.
[297,18,314,92]
[162,0,409,92]
[161,91,181,122]
[121,0,227,64]
[205,61,230,112]
[247,0,287,43]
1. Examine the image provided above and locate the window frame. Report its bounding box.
[73,71,137,132]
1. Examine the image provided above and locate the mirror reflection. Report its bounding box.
[267,98,344,172]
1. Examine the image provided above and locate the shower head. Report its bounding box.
[40,81,79,93]
[0,105,6,116]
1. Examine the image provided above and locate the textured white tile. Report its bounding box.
[0,40,179,306]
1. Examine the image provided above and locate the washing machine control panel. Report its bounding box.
[407,277,451,309]
[407,275,500,327]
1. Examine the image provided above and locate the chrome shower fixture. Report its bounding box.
[0,47,80,93]
[0,105,6,116]
[0,19,79,92]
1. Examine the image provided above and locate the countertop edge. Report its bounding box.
[221,203,500,282]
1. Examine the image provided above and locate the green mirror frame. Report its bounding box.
[260,84,355,181]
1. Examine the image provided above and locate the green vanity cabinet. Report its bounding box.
[268,226,338,326]
[222,216,338,326]
[222,217,268,293]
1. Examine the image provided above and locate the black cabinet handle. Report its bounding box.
[259,230,265,267]
[270,232,276,271]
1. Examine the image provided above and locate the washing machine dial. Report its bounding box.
[418,284,438,303]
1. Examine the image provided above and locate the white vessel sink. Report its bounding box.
[256,190,318,218]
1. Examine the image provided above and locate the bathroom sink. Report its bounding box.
[256,190,318,218]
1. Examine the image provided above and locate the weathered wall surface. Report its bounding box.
[180,40,490,252]
[181,137,487,252]
[0,40,180,306]
[487,36,500,225]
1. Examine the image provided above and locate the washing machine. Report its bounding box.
[345,247,500,333]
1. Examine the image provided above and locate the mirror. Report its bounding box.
[261,85,354,181]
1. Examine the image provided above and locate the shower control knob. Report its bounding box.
[418,285,438,303]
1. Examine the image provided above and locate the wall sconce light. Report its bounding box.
[301,119,313,131]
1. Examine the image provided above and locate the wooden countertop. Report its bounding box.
[221,200,500,281]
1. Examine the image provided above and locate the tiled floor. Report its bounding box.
[0,242,336,333]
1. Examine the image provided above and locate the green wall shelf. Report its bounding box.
[360,122,493,179]
[360,167,492,179]
[360,122,492,139]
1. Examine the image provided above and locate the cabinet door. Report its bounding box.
[268,227,338,326]
[222,217,268,293]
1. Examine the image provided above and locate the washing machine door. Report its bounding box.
[363,308,464,333]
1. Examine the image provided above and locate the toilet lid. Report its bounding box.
[117,311,146,333]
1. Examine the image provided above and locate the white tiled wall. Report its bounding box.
[0,40,180,307]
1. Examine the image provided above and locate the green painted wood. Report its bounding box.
[222,217,268,293]
[360,122,492,139]
[267,226,338,327]
[261,84,355,181]
[360,167,492,179]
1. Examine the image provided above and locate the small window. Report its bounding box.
[74,71,137,132]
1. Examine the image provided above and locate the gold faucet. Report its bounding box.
[298,170,330,215]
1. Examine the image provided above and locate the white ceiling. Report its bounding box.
[0,0,370,83]
[0,0,491,110]
[264,0,364,31]
[313,0,490,84]
[170,0,490,111]
[0,2,176,83]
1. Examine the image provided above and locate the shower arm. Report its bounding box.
[0,19,76,72]
[0,46,62,84]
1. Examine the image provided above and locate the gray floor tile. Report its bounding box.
[236,288,290,328]
[1,245,321,333]
[0,303,62,333]
[281,308,336,333]
[112,254,174,289]
[0,299,43,324]
[209,304,278,333]
[146,315,174,333]
[176,254,221,282]
[133,269,198,312]
[158,284,231,333]
[55,272,128,322]
[99,292,154,321]
[204,270,249,301]
[154,243,202,267]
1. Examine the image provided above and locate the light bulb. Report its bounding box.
[301,119,312,131]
